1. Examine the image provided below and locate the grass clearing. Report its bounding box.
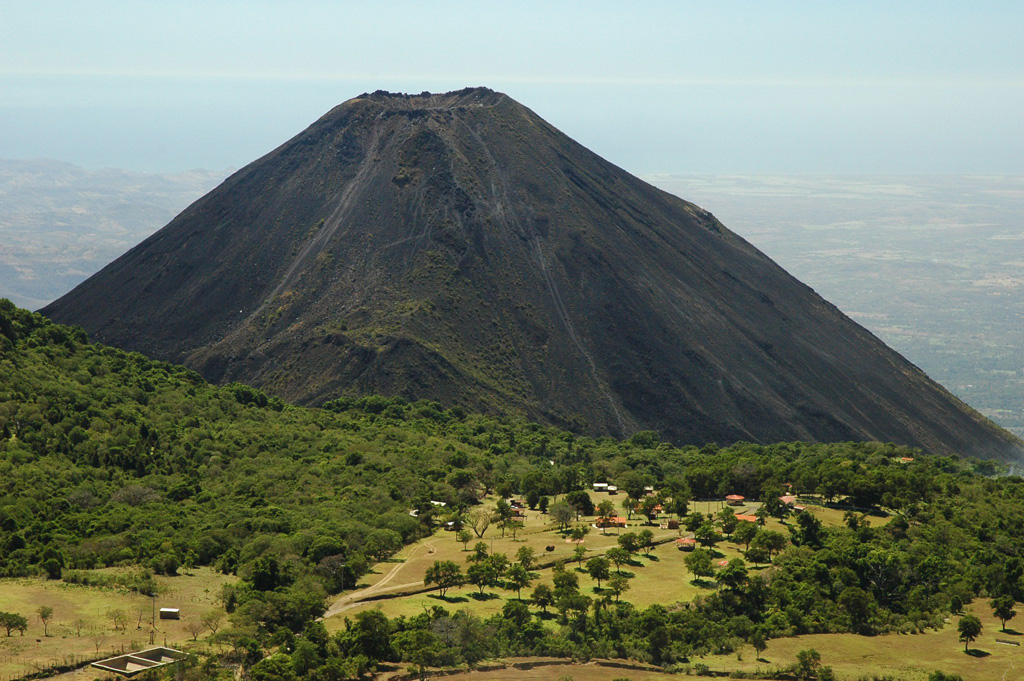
[0,567,235,681]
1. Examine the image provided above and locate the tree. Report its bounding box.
[457,529,473,550]
[694,520,720,548]
[750,627,768,661]
[752,530,787,560]
[716,558,748,591]
[795,648,822,681]
[531,584,554,613]
[607,574,630,602]
[572,544,588,569]
[685,548,715,583]
[733,520,758,550]
[424,560,463,597]
[0,612,28,636]
[467,561,498,594]
[550,501,575,531]
[596,500,616,533]
[37,606,53,636]
[506,564,533,599]
[958,614,982,653]
[838,586,874,633]
[639,496,660,524]
[565,490,594,518]
[108,608,128,633]
[617,532,641,557]
[586,556,611,588]
[638,528,655,557]
[606,547,630,574]
[393,629,443,681]
[717,506,738,537]
[468,509,492,539]
[991,595,1017,631]
[569,524,590,543]
[516,545,536,570]
[202,609,224,635]
[507,520,525,540]
[467,541,489,563]
[185,618,205,641]
[363,529,403,562]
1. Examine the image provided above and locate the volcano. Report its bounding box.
[42,87,1023,460]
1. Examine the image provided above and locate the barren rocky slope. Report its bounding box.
[43,88,1024,460]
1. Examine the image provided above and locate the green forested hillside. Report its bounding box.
[3,298,1024,679]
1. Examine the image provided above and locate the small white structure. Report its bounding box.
[430,500,447,507]
[592,482,609,492]
[158,608,179,620]
[607,485,619,495]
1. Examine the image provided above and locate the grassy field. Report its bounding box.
[324,495,1024,681]
[0,567,235,681]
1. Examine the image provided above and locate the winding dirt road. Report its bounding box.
[322,539,438,619]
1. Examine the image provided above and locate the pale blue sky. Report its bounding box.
[2,1,1022,173]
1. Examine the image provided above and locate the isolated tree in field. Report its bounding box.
[37,606,53,636]
[467,561,499,594]
[685,548,715,583]
[606,547,630,574]
[507,520,524,540]
[505,564,533,599]
[607,574,630,602]
[695,520,721,548]
[565,490,594,518]
[0,612,28,636]
[531,584,554,613]
[73,618,86,637]
[991,595,1016,631]
[202,609,224,635]
[572,544,587,569]
[516,545,536,570]
[569,524,590,543]
[467,542,489,563]
[457,530,472,550]
[617,532,641,557]
[638,528,655,556]
[185,618,205,641]
[987,593,1011,630]
[586,556,611,588]
[424,560,463,597]
[550,501,575,531]
[468,509,492,538]
[795,648,822,681]
[958,614,982,652]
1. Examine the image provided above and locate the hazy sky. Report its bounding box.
[2,1,1022,174]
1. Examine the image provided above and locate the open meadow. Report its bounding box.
[0,567,235,681]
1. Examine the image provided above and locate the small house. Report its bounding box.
[607,486,619,495]
[596,516,628,529]
[158,608,180,620]
[779,495,797,506]
[592,482,609,492]
[736,514,758,523]
[676,537,696,551]
[725,494,745,506]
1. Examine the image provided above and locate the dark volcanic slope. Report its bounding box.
[43,88,1023,460]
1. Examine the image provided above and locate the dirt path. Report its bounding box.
[322,539,437,619]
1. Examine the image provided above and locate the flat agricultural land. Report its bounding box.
[0,567,235,681]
